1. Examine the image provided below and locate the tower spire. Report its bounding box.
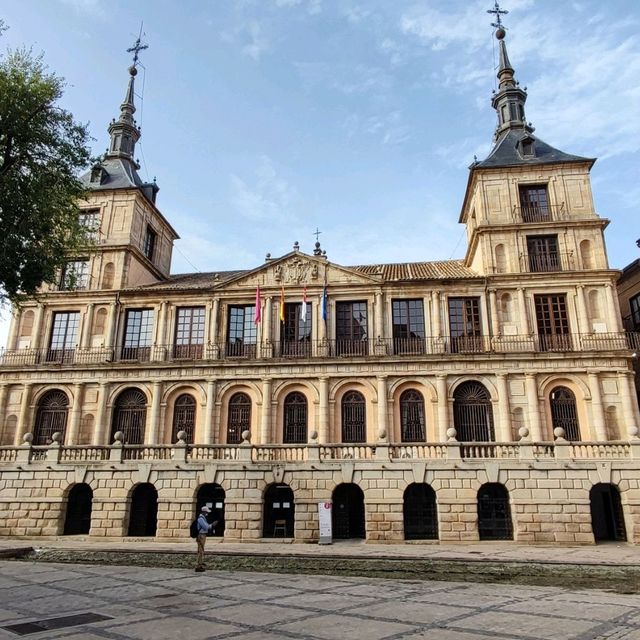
[106,33,148,167]
[487,2,532,142]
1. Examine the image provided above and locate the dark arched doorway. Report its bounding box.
[34,390,69,445]
[590,484,626,542]
[403,483,438,540]
[111,388,147,444]
[263,484,295,538]
[477,483,513,540]
[227,393,251,444]
[332,484,365,539]
[400,390,425,442]
[196,483,225,537]
[341,391,366,443]
[128,483,157,537]
[283,392,307,443]
[550,386,580,441]
[63,483,93,535]
[172,394,196,443]
[454,381,494,442]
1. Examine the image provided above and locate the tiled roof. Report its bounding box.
[349,260,477,281]
[130,270,247,292]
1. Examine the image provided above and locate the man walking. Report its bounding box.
[195,506,216,572]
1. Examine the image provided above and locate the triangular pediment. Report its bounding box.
[220,251,381,292]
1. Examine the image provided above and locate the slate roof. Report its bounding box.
[80,158,145,190]
[475,130,594,169]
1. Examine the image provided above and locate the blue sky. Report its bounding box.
[1,0,639,342]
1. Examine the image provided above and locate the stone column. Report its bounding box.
[517,288,530,335]
[432,291,442,338]
[204,300,213,345]
[66,382,84,445]
[436,374,448,441]
[203,379,216,444]
[93,382,110,445]
[319,377,329,443]
[31,305,45,350]
[81,304,95,349]
[496,373,512,442]
[318,295,326,341]
[211,299,220,344]
[575,285,589,335]
[605,283,622,332]
[377,376,388,439]
[264,296,272,346]
[620,372,637,435]
[261,378,272,444]
[587,371,606,441]
[156,302,167,346]
[0,384,9,443]
[489,289,498,337]
[105,301,118,349]
[525,373,542,441]
[146,381,163,445]
[374,291,383,339]
[15,382,33,446]
[6,309,20,350]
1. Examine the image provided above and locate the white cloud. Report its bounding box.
[274,0,321,15]
[220,20,270,60]
[59,0,105,17]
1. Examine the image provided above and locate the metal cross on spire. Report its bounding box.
[313,228,322,242]
[127,24,148,67]
[487,1,508,29]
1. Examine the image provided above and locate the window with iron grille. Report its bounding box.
[448,297,483,353]
[534,294,571,351]
[341,391,366,443]
[453,381,495,442]
[143,225,157,261]
[227,393,251,444]
[336,301,368,355]
[174,307,205,358]
[78,209,101,243]
[33,390,69,445]
[392,300,425,354]
[550,386,581,441]
[630,294,640,331]
[48,311,80,362]
[227,305,257,357]
[282,302,312,356]
[400,389,425,442]
[527,235,560,272]
[111,388,147,444]
[283,392,307,443]
[60,259,90,290]
[172,394,196,443]
[122,309,154,360]
[519,184,549,222]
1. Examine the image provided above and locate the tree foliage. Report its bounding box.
[0,48,92,303]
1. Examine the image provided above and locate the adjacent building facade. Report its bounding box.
[1,24,639,545]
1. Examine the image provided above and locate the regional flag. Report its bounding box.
[301,285,308,323]
[254,286,261,324]
[279,285,285,322]
[321,284,328,321]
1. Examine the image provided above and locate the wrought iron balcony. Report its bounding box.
[520,250,575,272]
[512,202,566,223]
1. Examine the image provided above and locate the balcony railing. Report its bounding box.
[521,250,575,273]
[512,202,566,223]
[1,332,638,368]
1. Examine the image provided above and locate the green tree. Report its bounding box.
[0,48,92,303]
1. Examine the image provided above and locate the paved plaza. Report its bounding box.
[0,559,639,639]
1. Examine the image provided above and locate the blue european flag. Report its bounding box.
[321,285,327,321]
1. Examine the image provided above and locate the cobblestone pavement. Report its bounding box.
[1,561,639,640]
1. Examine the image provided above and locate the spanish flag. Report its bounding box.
[279,285,285,322]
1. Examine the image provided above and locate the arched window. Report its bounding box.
[33,390,69,445]
[102,262,115,289]
[92,307,107,337]
[580,239,593,270]
[111,389,147,444]
[495,244,506,273]
[227,393,251,444]
[400,390,425,442]
[283,392,307,443]
[341,391,365,443]
[453,381,494,442]
[172,394,196,443]
[550,386,580,441]
[588,289,602,323]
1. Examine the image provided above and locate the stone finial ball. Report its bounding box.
[176,430,187,443]
[446,427,457,440]
[241,430,251,442]
[378,428,387,439]
[309,430,318,441]
[129,65,138,76]
[518,426,529,439]
[553,427,566,439]
[113,431,125,443]
[23,432,34,444]
[495,27,506,40]
[628,426,639,438]
[51,432,62,443]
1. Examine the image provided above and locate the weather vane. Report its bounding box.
[313,228,322,242]
[487,1,508,30]
[127,24,148,67]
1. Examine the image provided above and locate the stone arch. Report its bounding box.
[274,382,317,443]
[588,289,603,325]
[226,392,252,444]
[550,386,581,441]
[282,391,308,444]
[102,262,115,289]
[389,379,437,442]
[495,243,507,273]
[161,383,205,443]
[33,389,69,445]
[111,387,148,444]
[217,382,261,444]
[92,307,108,341]
[540,376,589,440]
[580,239,594,270]
[329,380,375,443]
[452,380,495,442]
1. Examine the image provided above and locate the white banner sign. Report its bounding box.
[318,501,332,545]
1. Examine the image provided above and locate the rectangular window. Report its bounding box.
[174,306,205,359]
[227,305,256,357]
[281,302,312,357]
[392,299,425,354]
[335,301,368,356]
[47,311,80,362]
[78,209,101,243]
[535,294,571,351]
[519,184,550,222]
[448,297,484,353]
[122,308,154,361]
[143,225,157,261]
[630,294,640,331]
[60,259,90,290]
[527,235,560,272]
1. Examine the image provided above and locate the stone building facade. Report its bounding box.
[1,24,640,545]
